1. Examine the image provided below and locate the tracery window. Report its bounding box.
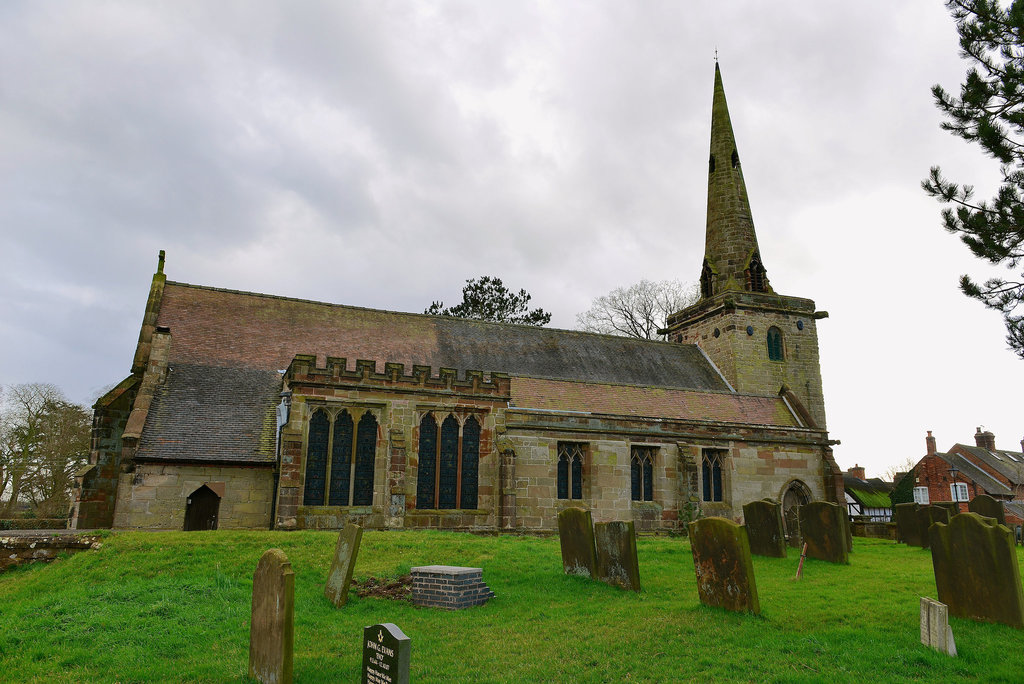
[702,449,726,503]
[631,446,655,502]
[416,412,481,510]
[746,252,768,292]
[767,326,784,361]
[557,442,586,500]
[303,408,377,506]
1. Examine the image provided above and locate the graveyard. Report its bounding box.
[2,530,1024,682]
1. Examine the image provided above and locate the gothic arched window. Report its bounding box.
[746,252,768,292]
[767,326,784,361]
[557,442,586,500]
[415,411,483,510]
[700,259,715,298]
[702,449,725,502]
[631,446,655,502]
[303,407,377,507]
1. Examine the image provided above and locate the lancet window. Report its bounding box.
[631,446,655,502]
[557,442,586,500]
[416,412,481,510]
[702,449,726,503]
[303,408,377,506]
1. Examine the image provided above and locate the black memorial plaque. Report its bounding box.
[362,622,411,684]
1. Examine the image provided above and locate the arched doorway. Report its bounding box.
[184,485,220,531]
[781,479,811,542]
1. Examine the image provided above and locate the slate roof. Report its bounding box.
[952,444,1024,486]
[156,282,731,390]
[944,452,1013,497]
[135,363,280,464]
[510,376,798,426]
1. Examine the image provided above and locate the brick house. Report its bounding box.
[901,429,1024,527]
[70,64,843,533]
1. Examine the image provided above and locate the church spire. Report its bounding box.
[700,63,771,298]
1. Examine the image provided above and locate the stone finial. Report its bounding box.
[157,249,165,274]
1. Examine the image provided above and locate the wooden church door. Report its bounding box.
[184,485,220,531]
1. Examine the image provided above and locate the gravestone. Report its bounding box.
[325,522,363,607]
[362,622,411,684]
[249,548,294,684]
[557,507,597,578]
[929,512,1024,628]
[893,503,922,546]
[799,501,848,564]
[688,517,760,614]
[968,494,1006,526]
[594,520,641,591]
[841,509,853,554]
[742,499,786,558]
[920,597,957,657]
[917,506,952,550]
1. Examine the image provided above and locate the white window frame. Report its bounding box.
[950,482,969,503]
[913,486,930,505]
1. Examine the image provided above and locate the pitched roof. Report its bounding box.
[510,376,799,427]
[135,363,280,464]
[842,473,893,510]
[952,444,1024,486]
[945,452,1013,497]
[156,282,731,391]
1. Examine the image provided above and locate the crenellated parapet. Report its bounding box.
[284,354,511,398]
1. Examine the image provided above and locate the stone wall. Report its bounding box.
[112,463,274,530]
[1,534,102,571]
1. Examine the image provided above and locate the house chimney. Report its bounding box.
[975,427,996,450]
[926,430,936,456]
[848,464,866,480]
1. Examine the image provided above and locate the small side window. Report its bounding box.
[767,326,784,361]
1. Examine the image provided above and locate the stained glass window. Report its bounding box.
[557,442,585,500]
[416,413,437,509]
[702,450,724,502]
[303,410,329,505]
[438,415,460,509]
[352,412,377,506]
[631,446,655,501]
[460,416,480,510]
[328,411,353,506]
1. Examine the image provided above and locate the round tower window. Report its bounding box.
[713,328,720,338]
[797,320,804,330]
[746,325,754,336]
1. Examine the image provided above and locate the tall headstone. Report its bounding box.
[362,622,411,684]
[249,548,294,684]
[742,499,786,558]
[893,503,922,546]
[920,597,957,657]
[688,517,760,615]
[968,494,1006,526]
[594,520,641,591]
[929,512,1024,628]
[557,507,597,578]
[325,522,363,607]
[798,501,848,564]
[841,508,853,554]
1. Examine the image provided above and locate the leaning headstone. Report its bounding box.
[799,501,848,564]
[325,522,363,607]
[362,622,411,684]
[920,597,957,657]
[249,549,294,684]
[594,520,641,591]
[557,507,597,578]
[742,499,786,558]
[929,512,1024,628]
[688,517,760,614]
[969,494,1006,526]
[893,503,922,546]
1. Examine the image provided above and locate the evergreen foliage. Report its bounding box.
[889,466,916,506]
[924,0,1024,357]
[424,276,551,326]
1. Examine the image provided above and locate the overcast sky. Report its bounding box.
[2,1,1022,479]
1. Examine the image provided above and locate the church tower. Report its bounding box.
[664,63,829,428]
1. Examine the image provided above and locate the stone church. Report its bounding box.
[72,65,843,533]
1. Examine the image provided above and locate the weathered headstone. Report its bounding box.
[594,520,641,591]
[917,505,952,550]
[557,507,597,578]
[968,494,1006,526]
[249,548,294,684]
[893,503,922,546]
[325,522,363,607]
[799,501,848,564]
[362,622,411,684]
[841,508,853,554]
[688,517,760,614]
[742,499,786,558]
[920,597,957,657]
[929,512,1024,628]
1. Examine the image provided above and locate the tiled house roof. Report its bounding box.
[156,282,732,390]
[952,444,1024,486]
[510,376,799,426]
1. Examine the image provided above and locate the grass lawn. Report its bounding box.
[1,531,1023,682]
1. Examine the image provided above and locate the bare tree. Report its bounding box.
[884,457,919,484]
[0,383,90,518]
[576,279,699,340]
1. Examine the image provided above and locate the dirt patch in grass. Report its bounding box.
[352,574,412,601]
